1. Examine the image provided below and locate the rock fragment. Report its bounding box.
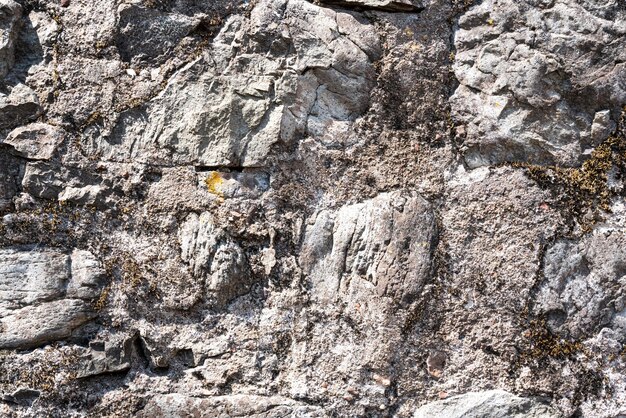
[300,191,436,305]
[0,0,21,79]
[77,334,135,378]
[0,247,106,349]
[3,123,64,160]
[426,350,446,378]
[533,232,626,339]
[115,4,201,65]
[178,212,251,307]
[413,390,560,418]
[0,84,41,131]
[452,0,626,167]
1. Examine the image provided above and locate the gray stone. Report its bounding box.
[94,0,379,167]
[21,161,66,199]
[1,388,40,407]
[452,0,626,167]
[58,185,104,206]
[413,390,561,418]
[0,84,41,131]
[0,299,95,349]
[115,4,201,65]
[179,212,252,307]
[67,249,107,300]
[137,394,327,418]
[533,232,626,339]
[0,248,69,317]
[3,123,64,160]
[77,333,135,378]
[0,150,21,213]
[21,161,103,202]
[300,191,436,305]
[0,247,105,349]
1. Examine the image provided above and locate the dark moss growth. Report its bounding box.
[520,319,584,361]
[572,367,612,405]
[513,111,626,232]
[0,349,79,394]
[93,285,111,311]
[103,252,143,289]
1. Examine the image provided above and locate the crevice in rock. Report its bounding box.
[317,0,424,13]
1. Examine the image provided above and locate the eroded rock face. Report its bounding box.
[1,0,625,417]
[452,0,626,168]
[0,0,21,79]
[0,248,105,349]
[300,191,436,305]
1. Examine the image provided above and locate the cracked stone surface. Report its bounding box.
[0,0,625,417]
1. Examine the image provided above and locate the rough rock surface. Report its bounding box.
[0,247,105,349]
[0,0,21,79]
[0,0,625,417]
[452,0,626,168]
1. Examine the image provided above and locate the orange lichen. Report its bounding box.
[205,171,224,197]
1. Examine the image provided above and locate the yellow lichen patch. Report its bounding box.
[205,171,224,197]
[487,18,495,25]
[408,41,422,52]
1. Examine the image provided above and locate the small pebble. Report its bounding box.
[60,0,70,7]
[373,373,391,387]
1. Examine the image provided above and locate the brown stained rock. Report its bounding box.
[426,350,446,378]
